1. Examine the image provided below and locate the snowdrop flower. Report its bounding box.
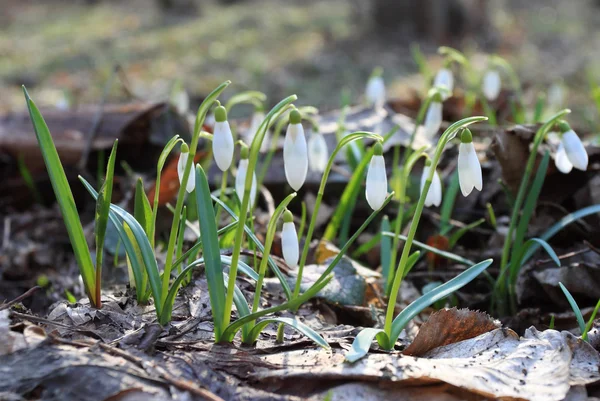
[457,129,482,197]
[307,127,329,173]
[365,142,388,211]
[212,104,234,171]
[556,121,588,172]
[424,94,443,139]
[547,82,565,110]
[365,67,386,109]
[281,210,299,267]
[171,85,189,115]
[284,108,308,191]
[420,160,442,207]
[434,67,454,100]
[235,145,257,209]
[177,143,195,193]
[482,70,501,101]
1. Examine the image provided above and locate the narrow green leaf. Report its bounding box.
[224,90,267,111]
[345,328,390,363]
[382,232,475,266]
[17,154,42,204]
[23,87,97,306]
[559,282,586,336]
[134,177,153,236]
[583,299,600,341]
[390,259,492,342]
[448,218,486,249]
[512,151,550,262]
[194,165,227,340]
[184,255,259,282]
[94,140,118,305]
[402,251,421,279]
[380,216,392,283]
[249,317,329,348]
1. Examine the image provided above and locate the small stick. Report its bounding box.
[0,286,41,311]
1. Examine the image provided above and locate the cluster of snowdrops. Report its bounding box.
[23,46,589,362]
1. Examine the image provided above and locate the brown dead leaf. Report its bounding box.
[403,308,500,356]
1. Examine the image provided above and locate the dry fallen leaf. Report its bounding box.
[403,308,500,356]
[256,327,600,401]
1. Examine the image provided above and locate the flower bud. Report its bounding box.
[307,127,328,173]
[284,109,308,191]
[365,142,387,210]
[365,67,386,109]
[177,142,195,193]
[434,68,454,100]
[420,160,442,207]
[424,96,443,139]
[457,129,483,197]
[558,121,588,171]
[281,210,299,267]
[482,70,501,101]
[212,104,234,171]
[235,146,257,209]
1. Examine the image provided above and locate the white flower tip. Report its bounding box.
[281,221,299,267]
[366,155,388,211]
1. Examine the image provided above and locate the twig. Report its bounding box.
[0,287,41,311]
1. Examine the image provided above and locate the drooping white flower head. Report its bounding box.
[424,96,443,139]
[177,143,195,193]
[212,104,234,171]
[557,121,588,172]
[284,109,308,191]
[457,129,483,197]
[281,210,299,267]
[365,142,388,211]
[420,161,442,207]
[482,70,501,101]
[434,67,454,100]
[307,127,329,173]
[365,67,386,109]
[235,146,258,209]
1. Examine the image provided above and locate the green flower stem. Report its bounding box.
[383,116,487,338]
[496,109,570,313]
[160,81,231,306]
[223,95,298,329]
[292,131,383,299]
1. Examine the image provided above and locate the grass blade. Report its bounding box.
[583,299,600,341]
[23,87,98,306]
[380,216,392,284]
[439,170,460,236]
[448,218,485,249]
[390,259,492,342]
[195,165,227,340]
[382,232,475,266]
[559,282,586,335]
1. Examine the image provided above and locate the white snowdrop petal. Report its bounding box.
[365,155,387,210]
[458,142,482,196]
[284,123,308,190]
[434,68,454,99]
[308,134,329,173]
[562,130,588,171]
[424,101,443,139]
[235,159,257,209]
[177,152,195,193]
[555,142,573,174]
[212,121,234,171]
[482,70,501,101]
[366,76,386,109]
[281,221,299,267]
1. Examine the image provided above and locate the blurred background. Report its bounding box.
[2,0,600,127]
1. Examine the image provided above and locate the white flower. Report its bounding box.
[560,128,588,171]
[308,130,329,173]
[457,130,483,197]
[365,74,386,109]
[284,110,308,191]
[177,149,196,193]
[482,70,501,101]
[365,144,387,210]
[281,211,299,267]
[420,164,442,207]
[235,158,257,209]
[424,101,443,139]
[555,142,573,174]
[212,105,234,171]
[434,68,454,100]
[171,87,189,115]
